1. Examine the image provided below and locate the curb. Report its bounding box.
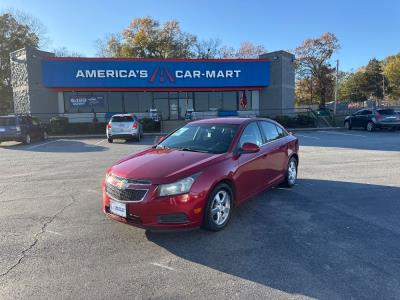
[48,127,345,139]
[288,127,344,132]
[48,132,162,139]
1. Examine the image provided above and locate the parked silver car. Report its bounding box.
[106,114,143,143]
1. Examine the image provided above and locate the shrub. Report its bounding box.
[50,116,69,134]
[295,115,316,127]
[272,115,315,128]
[139,118,161,132]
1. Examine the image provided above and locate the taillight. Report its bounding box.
[107,123,111,129]
[132,122,137,129]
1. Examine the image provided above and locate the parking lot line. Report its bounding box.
[295,134,321,140]
[150,262,175,271]
[318,131,367,138]
[94,139,106,145]
[25,139,61,150]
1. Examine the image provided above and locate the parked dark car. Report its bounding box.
[344,109,400,131]
[102,117,299,231]
[0,115,48,144]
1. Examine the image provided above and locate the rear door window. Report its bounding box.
[0,117,16,126]
[259,121,280,142]
[377,109,395,115]
[111,116,134,122]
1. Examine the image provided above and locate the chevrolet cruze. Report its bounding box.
[102,117,299,231]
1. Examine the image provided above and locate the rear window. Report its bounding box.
[111,116,134,122]
[0,117,16,126]
[377,109,396,115]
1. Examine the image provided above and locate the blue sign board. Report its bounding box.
[69,95,104,108]
[42,58,270,89]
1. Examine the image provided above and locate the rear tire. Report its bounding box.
[282,157,298,187]
[107,138,113,143]
[366,121,375,132]
[203,183,233,231]
[23,133,31,145]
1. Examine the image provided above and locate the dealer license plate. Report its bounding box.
[109,200,126,218]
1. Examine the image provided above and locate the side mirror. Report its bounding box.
[158,136,165,143]
[241,142,260,154]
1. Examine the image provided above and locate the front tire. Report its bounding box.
[42,131,48,141]
[203,183,233,231]
[282,157,298,187]
[23,133,31,145]
[366,121,375,132]
[344,121,352,130]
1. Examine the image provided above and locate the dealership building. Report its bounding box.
[10,47,295,131]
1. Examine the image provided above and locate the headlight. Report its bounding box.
[158,174,199,197]
[105,173,115,185]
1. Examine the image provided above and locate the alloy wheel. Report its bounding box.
[288,159,297,185]
[210,189,231,226]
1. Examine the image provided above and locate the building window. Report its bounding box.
[209,92,223,110]
[194,92,208,111]
[222,91,237,110]
[63,91,107,113]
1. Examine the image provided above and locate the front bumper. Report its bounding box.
[102,185,206,230]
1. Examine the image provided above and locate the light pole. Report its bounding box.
[334,59,339,115]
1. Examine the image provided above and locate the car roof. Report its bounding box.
[111,114,135,117]
[190,117,252,125]
[189,117,277,125]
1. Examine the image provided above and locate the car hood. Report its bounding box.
[110,148,225,184]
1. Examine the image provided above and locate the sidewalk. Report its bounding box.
[48,127,344,139]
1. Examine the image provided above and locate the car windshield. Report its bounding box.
[158,123,239,154]
[112,116,134,122]
[377,109,396,115]
[0,117,16,126]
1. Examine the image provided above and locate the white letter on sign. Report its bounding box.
[175,70,183,78]
[76,70,84,78]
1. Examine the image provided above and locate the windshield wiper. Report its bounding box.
[179,147,210,153]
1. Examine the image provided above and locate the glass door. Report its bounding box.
[169,98,179,120]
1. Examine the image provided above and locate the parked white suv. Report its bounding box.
[106,114,143,143]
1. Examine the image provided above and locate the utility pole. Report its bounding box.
[334,59,339,115]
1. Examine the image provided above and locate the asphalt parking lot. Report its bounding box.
[0,130,400,299]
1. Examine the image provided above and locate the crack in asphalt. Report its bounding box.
[0,195,77,279]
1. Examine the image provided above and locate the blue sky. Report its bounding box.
[1,0,399,71]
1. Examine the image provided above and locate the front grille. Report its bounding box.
[112,175,151,185]
[106,183,147,201]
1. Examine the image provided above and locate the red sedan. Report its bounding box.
[102,117,299,231]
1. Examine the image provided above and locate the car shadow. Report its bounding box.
[146,179,400,299]
[0,139,108,153]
